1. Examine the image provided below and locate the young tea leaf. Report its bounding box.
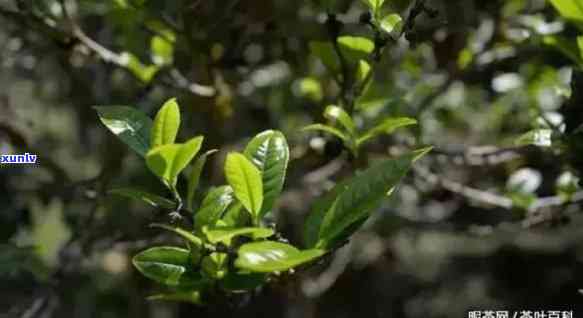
[309,148,431,249]
[303,124,350,143]
[146,137,204,187]
[357,117,417,146]
[224,153,264,218]
[132,246,204,287]
[151,98,181,148]
[380,13,403,34]
[337,36,375,64]
[202,226,274,244]
[549,0,583,23]
[324,105,356,136]
[235,241,325,273]
[94,106,153,157]
[244,130,290,219]
[194,186,235,230]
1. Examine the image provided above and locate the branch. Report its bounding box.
[1,2,215,97]
[414,165,583,214]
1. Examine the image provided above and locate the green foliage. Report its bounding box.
[95,106,153,157]
[95,98,424,304]
[549,0,583,24]
[244,130,290,218]
[194,186,235,230]
[224,153,264,220]
[304,106,417,156]
[146,137,204,188]
[305,148,430,249]
[151,98,181,148]
[235,241,325,273]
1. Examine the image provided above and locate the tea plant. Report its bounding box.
[95,98,429,304]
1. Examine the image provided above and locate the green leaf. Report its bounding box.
[94,106,153,157]
[549,0,583,23]
[379,13,403,34]
[303,124,350,143]
[224,153,264,218]
[148,291,202,305]
[202,226,274,244]
[108,188,175,209]
[303,178,352,248]
[150,223,203,247]
[122,52,160,83]
[244,130,290,218]
[356,60,372,85]
[357,117,417,146]
[150,35,175,66]
[337,36,375,64]
[362,0,386,13]
[151,98,181,148]
[235,241,325,273]
[324,105,356,136]
[309,148,431,249]
[310,37,374,72]
[194,186,234,230]
[146,137,204,187]
[186,150,218,211]
[132,246,203,287]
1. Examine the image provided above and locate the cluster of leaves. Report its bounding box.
[95,98,428,304]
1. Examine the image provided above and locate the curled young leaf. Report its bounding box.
[151,98,181,148]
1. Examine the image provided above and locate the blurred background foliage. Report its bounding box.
[2,0,583,317]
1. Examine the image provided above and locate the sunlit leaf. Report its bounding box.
[203,226,274,244]
[235,241,325,273]
[95,106,152,157]
[194,186,235,230]
[380,13,403,34]
[225,153,264,218]
[244,130,289,218]
[324,105,356,136]
[549,0,583,23]
[146,137,204,187]
[151,98,181,148]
